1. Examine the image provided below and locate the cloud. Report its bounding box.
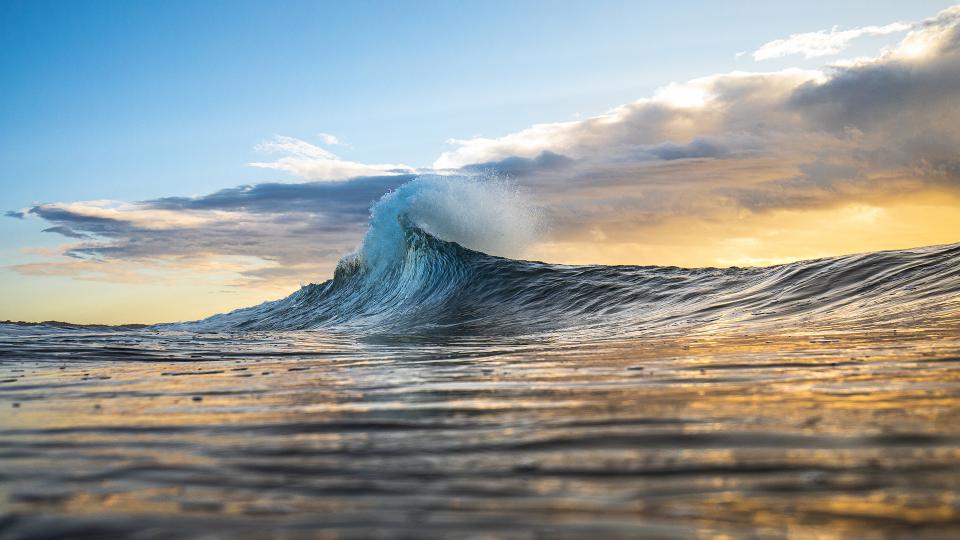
[41,226,89,239]
[22,174,415,288]
[433,68,826,170]
[149,174,410,215]
[5,210,25,219]
[16,5,960,291]
[752,21,912,61]
[460,151,574,176]
[428,5,960,257]
[317,132,341,146]
[646,137,733,160]
[248,135,415,181]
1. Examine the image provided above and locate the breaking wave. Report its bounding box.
[180,176,960,336]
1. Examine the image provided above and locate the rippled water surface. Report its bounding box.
[2,322,959,539]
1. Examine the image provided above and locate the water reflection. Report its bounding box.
[1,324,959,538]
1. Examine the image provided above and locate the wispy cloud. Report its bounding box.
[248,135,415,181]
[317,132,342,146]
[753,21,912,61]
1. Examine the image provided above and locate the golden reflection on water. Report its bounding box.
[0,324,958,537]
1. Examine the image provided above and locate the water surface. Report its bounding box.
[2,178,959,538]
[2,323,959,538]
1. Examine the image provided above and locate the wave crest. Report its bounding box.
[351,175,542,275]
[177,177,960,336]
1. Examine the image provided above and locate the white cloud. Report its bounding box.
[317,132,341,145]
[752,21,912,61]
[433,68,824,170]
[894,5,960,58]
[249,135,415,181]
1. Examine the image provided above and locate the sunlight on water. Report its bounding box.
[1,323,959,538]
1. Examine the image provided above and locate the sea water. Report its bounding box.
[2,176,959,538]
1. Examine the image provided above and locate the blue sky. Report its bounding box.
[2,1,959,323]
[2,0,951,204]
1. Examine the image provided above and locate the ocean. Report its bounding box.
[2,177,959,538]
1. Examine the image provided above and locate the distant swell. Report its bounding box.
[171,177,960,336]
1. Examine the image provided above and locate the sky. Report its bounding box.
[2,0,959,324]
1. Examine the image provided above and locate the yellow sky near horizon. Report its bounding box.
[4,193,958,325]
[531,194,960,269]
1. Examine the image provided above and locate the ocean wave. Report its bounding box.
[176,176,960,336]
